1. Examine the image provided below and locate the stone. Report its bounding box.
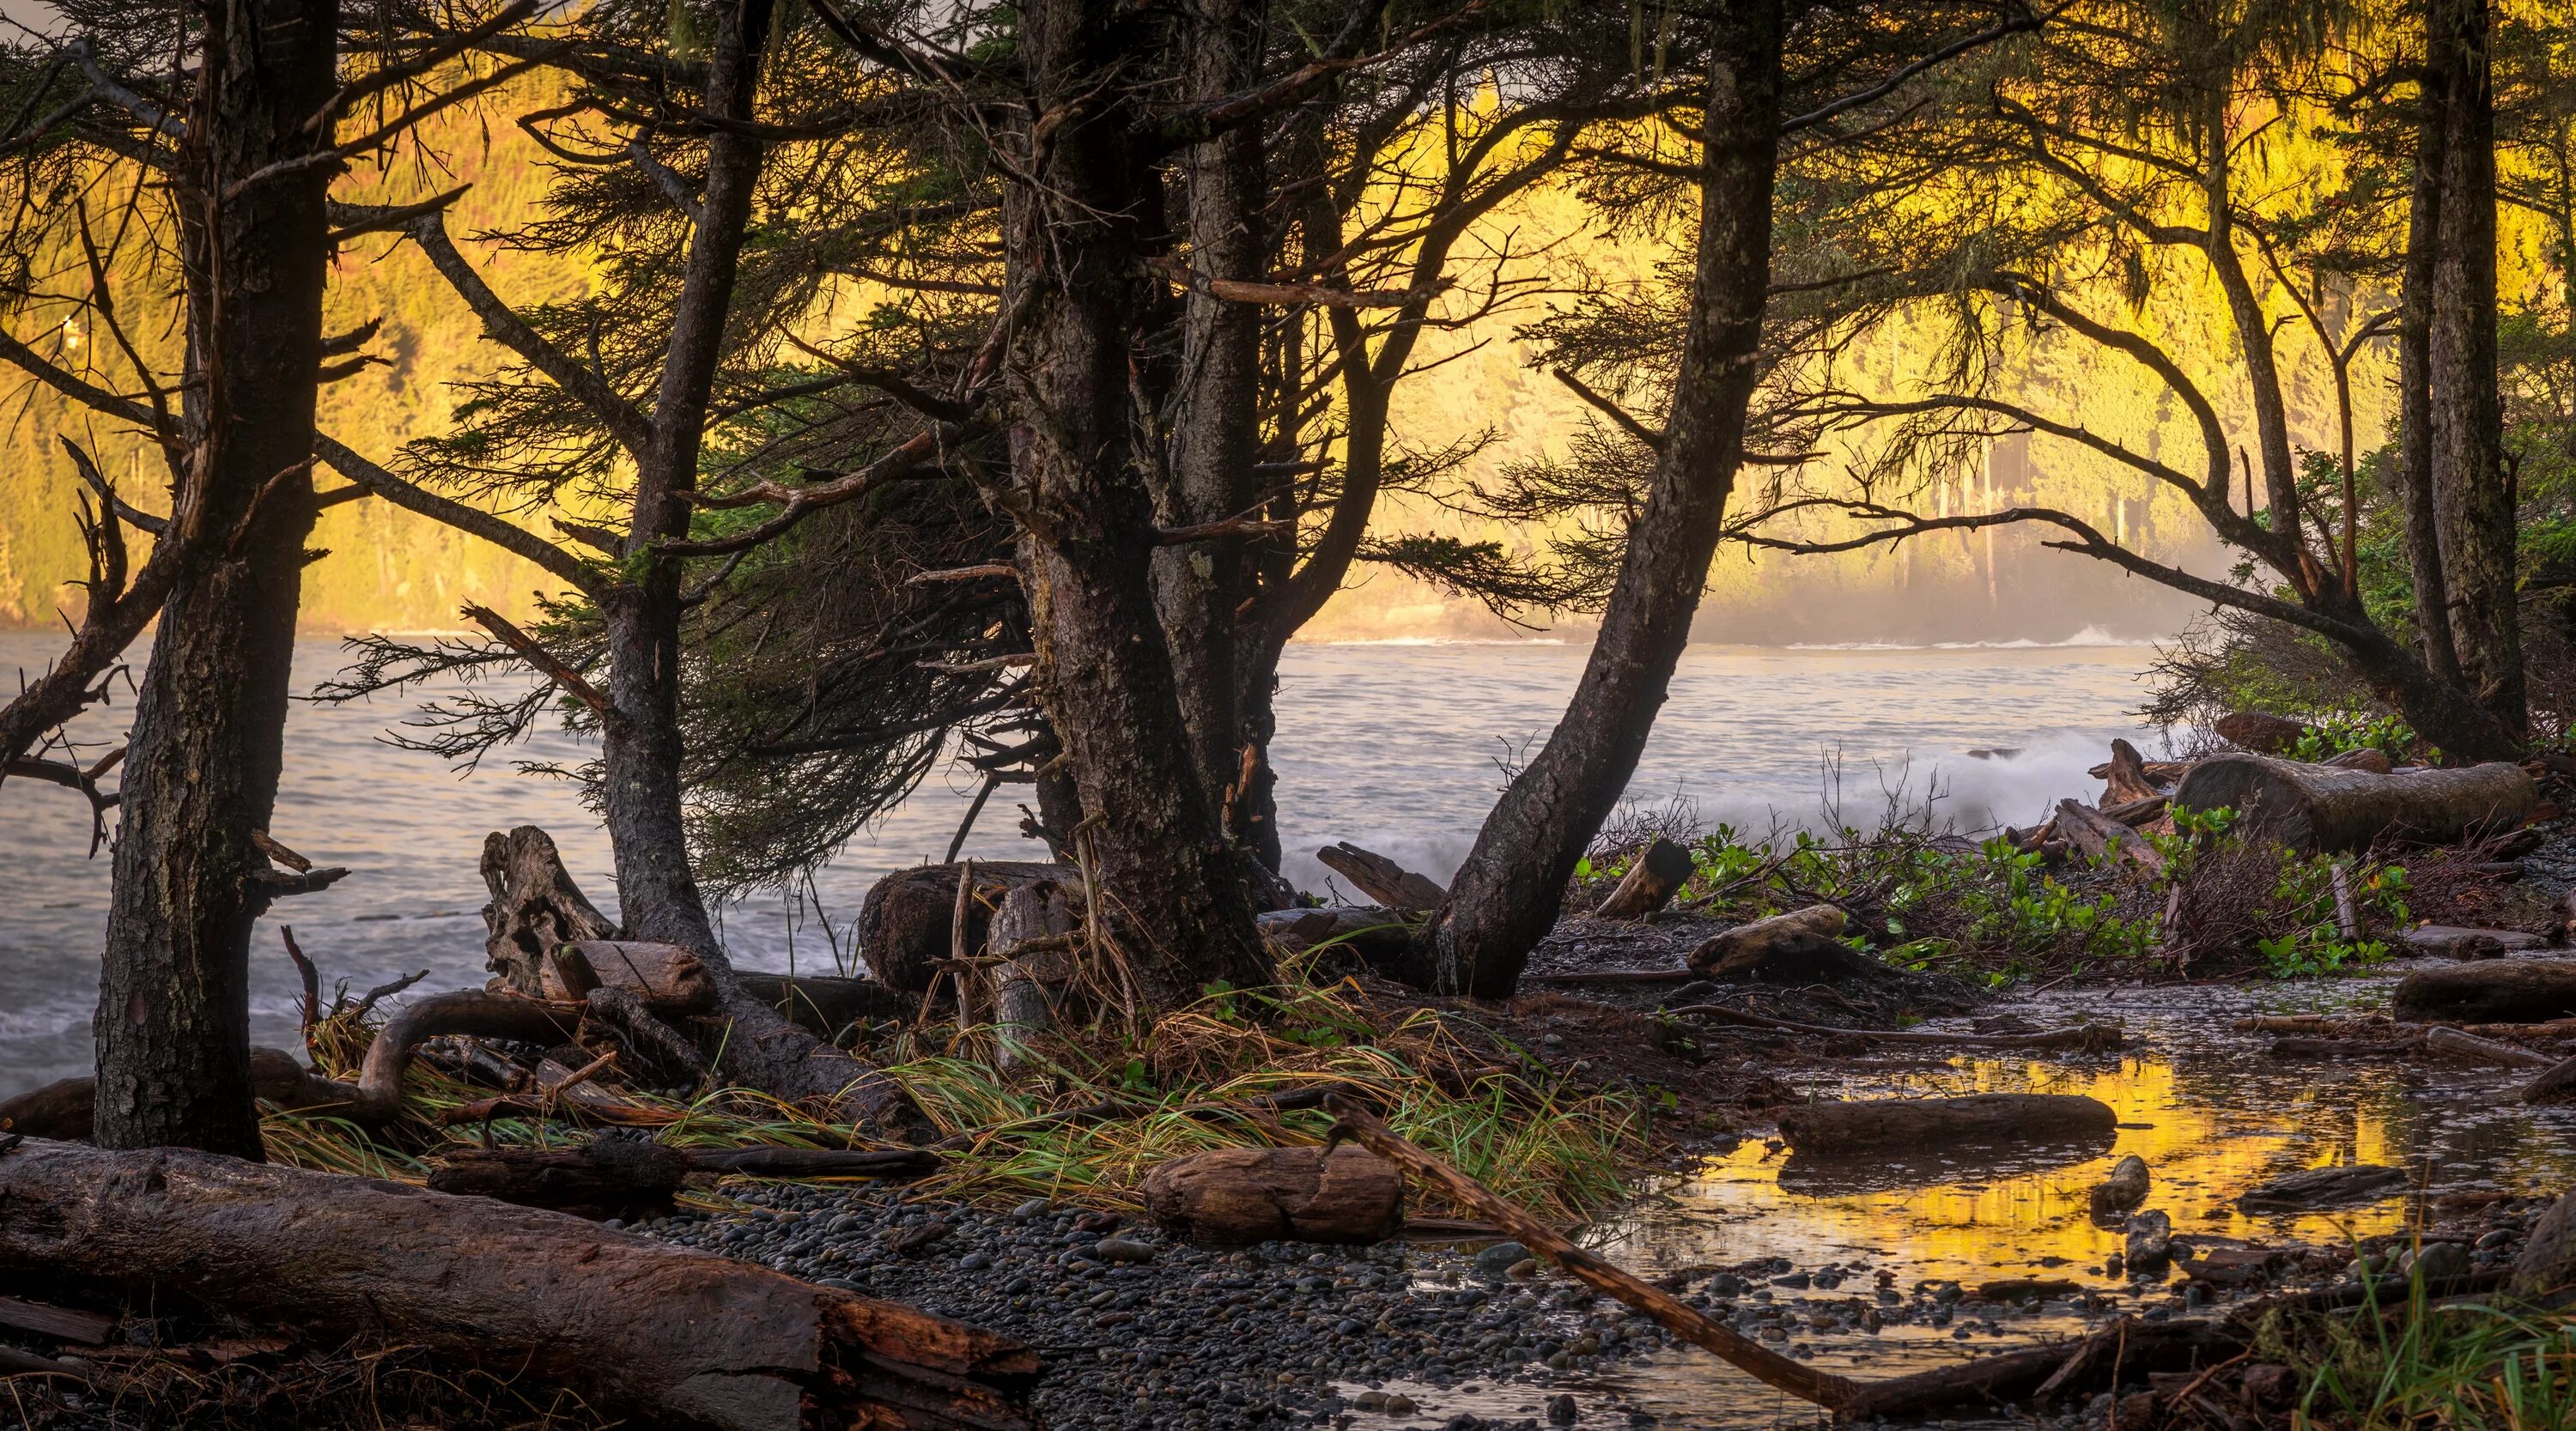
[1474,1241,1531,1276]
[2125,1210,2173,1274]
[2089,1155,2150,1222]
[1093,1238,1156,1264]
[2397,1242,2468,1282]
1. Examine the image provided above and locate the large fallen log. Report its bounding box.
[2054,798,2165,874]
[854,860,1071,992]
[0,1137,1036,1430]
[1668,1004,2121,1051]
[1594,837,1694,919]
[1319,1093,1859,1410]
[1776,1094,2118,1155]
[2392,961,2576,1024]
[1140,1145,1405,1246]
[2170,755,2536,854]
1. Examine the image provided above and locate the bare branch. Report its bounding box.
[408,212,654,453]
[313,434,604,596]
[460,603,620,724]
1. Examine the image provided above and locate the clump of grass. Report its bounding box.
[2249,1268,2576,1430]
[258,968,1646,1226]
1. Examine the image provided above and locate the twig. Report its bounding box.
[280,927,322,1035]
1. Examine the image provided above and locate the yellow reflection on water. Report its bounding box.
[1602,1050,2574,1288]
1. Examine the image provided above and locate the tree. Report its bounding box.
[1736,0,2525,762]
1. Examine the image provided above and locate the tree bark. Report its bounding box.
[1004,0,1273,1008]
[1421,2,1784,997]
[92,0,342,1158]
[2399,39,2462,686]
[2427,0,2522,732]
[1155,0,1272,859]
[0,1137,1037,1431]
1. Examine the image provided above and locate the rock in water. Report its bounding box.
[1775,1094,2117,1155]
[2236,1165,2408,1211]
[2392,961,2576,1025]
[1686,905,1878,983]
[2125,1210,2173,1275]
[2511,1191,2576,1306]
[2088,1155,2150,1222]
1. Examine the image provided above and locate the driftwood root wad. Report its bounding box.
[0,1137,1036,1430]
[1776,1094,2117,1155]
[1140,1144,1405,1246]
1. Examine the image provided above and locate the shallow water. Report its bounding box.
[0,633,2159,1097]
[1353,975,2576,1428]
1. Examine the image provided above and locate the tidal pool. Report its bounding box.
[1346,972,2576,1428]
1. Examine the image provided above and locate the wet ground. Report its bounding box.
[1324,967,2576,1429]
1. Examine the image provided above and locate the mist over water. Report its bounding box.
[0,632,2166,1097]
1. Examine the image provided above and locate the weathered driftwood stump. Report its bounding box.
[2171,755,2536,854]
[1686,905,1874,982]
[482,826,618,993]
[1776,1094,2117,1155]
[987,879,1078,1068]
[2392,960,2576,1024]
[1141,1145,1405,1246]
[857,861,1071,992]
[1595,837,1693,919]
[0,1137,1037,1431]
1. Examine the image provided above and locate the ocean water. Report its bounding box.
[0,632,2165,1097]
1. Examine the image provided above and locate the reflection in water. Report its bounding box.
[1373,978,2576,1428]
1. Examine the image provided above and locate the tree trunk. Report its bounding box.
[91,0,341,1158]
[1155,0,1269,846]
[0,1137,1037,1431]
[1421,1,1784,997]
[2398,41,2462,685]
[2428,0,2522,732]
[1005,0,1273,1009]
[2169,753,2534,852]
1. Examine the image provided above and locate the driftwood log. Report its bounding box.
[1686,905,1877,982]
[1314,842,1447,910]
[2170,755,2536,854]
[2100,739,2168,804]
[486,828,915,1133]
[0,1137,1036,1430]
[1140,1145,1405,1246]
[1594,838,1693,919]
[2392,961,2576,1024]
[734,971,914,1034]
[855,861,1071,992]
[2054,799,2165,874]
[1255,906,1419,960]
[424,1138,941,1216]
[1776,1094,2118,1155]
[2213,711,2311,754]
[1668,1004,2120,1052]
[540,940,718,1013]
